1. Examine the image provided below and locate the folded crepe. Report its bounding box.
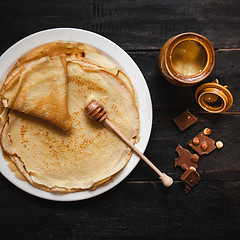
[1,61,139,192]
[1,55,72,131]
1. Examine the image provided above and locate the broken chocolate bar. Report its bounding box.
[173,109,198,131]
[175,145,199,170]
[181,167,200,194]
[188,130,216,155]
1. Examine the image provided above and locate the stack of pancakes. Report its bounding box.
[0,42,139,192]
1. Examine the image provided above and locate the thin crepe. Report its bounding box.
[1,62,139,192]
[1,55,71,131]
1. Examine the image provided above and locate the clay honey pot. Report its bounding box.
[159,32,215,87]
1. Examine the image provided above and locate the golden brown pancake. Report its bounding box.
[0,55,139,192]
[1,55,71,131]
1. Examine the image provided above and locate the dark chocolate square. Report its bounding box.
[181,167,200,188]
[188,131,216,155]
[173,109,198,131]
[181,167,201,194]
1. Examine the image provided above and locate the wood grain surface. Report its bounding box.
[0,0,240,239]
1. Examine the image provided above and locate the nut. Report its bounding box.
[201,141,208,151]
[191,154,199,163]
[203,128,211,135]
[216,141,223,149]
[192,137,200,145]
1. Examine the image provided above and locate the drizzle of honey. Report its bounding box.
[171,40,207,76]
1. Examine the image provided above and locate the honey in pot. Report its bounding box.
[171,40,207,76]
[159,32,215,87]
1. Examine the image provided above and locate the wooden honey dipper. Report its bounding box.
[85,100,173,187]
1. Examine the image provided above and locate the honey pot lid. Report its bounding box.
[195,79,233,113]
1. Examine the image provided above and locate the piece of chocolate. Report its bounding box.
[175,145,199,170]
[181,167,200,194]
[173,109,198,131]
[188,131,216,155]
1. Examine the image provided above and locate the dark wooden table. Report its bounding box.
[1,1,240,239]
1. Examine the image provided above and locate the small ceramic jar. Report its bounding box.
[159,32,215,87]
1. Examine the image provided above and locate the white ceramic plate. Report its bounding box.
[0,28,152,201]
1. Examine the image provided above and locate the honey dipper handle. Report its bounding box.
[104,119,173,187]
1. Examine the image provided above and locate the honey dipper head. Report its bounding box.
[85,100,107,123]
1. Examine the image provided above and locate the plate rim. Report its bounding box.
[0,28,153,201]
